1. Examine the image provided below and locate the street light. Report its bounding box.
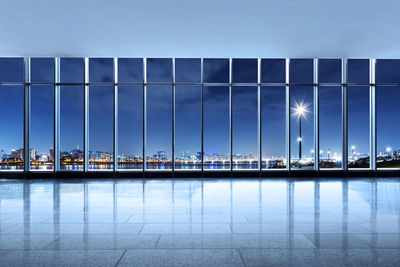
[386,147,392,157]
[292,101,310,163]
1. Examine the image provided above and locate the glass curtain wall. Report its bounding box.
[60,58,84,170]
[318,59,343,169]
[0,58,24,170]
[30,58,55,171]
[348,59,370,169]
[261,59,286,169]
[145,59,173,170]
[117,58,143,170]
[203,59,230,170]
[376,60,400,169]
[2,57,400,173]
[88,58,114,170]
[232,59,258,170]
[290,59,314,169]
[174,59,202,170]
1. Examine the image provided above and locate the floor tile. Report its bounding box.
[0,250,124,267]
[1,223,143,235]
[355,234,400,248]
[0,235,61,249]
[117,249,244,267]
[1,215,53,224]
[157,234,314,249]
[375,249,400,266]
[45,234,160,250]
[239,248,380,267]
[304,233,372,249]
[140,223,232,234]
[0,250,9,258]
[43,214,131,224]
[0,223,17,233]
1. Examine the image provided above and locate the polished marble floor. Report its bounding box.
[0,178,400,266]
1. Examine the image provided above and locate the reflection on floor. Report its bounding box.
[0,178,400,266]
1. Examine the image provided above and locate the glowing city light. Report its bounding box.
[386,147,392,153]
[292,100,310,164]
[292,101,310,119]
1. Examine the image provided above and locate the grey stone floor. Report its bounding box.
[0,178,400,266]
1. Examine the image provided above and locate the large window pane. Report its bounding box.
[60,86,84,170]
[203,59,229,83]
[377,86,400,168]
[0,58,23,83]
[290,59,313,84]
[60,58,84,83]
[290,86,314,169]
[376,60,400,84]
[232,59,257,83]
[261,86,286,169]
[204,86,230,169]
[31,58,54,83]
[175,86,201,170]
[261,59,285,83]
[89,86,114,170]
[319,86,342,169]
[348,59,369,84]
[118,85,143,170]
[175,58,201,83]
[0,86,24,170]
[89,58,114,83]
[318,59,341,84]
[147,58,172,83]
[118,58,143,83]
[30,85,54,170]
[232,86,258,169]
[146,86,172,170]
[348,86,370,168]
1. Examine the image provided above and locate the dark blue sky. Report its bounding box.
[261,86,285,158]
[89,85,114,154]
[30,85,54,155]
[146,85,172,159]
[60,85,83,153]
[175,85,201,158]
[0,85,24,153]
[118,85,143,158]
[232,86,258,157]
[204,86,230,157]
[0,58,398,163]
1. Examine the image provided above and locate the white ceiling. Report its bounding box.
[1,0,399,58]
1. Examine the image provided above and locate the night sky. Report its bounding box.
[0,58,399,163]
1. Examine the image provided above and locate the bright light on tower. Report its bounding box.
[292,101,310,119]
[386,147,392,153]
[292,100,310,165]
[351,145,356,150]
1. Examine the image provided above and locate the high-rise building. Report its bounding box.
[10,149,23,160]
[157,151,167,161]
[49,147,54,161]
[30,148,36,160]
